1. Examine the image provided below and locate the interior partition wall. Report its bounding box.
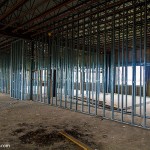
[10,40,32,100]
[31,37,49,103]
[5,0,150,129]
[0,53,10,94]
[31,0,150,129]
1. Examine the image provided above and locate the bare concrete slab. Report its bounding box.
[0,93,150,150]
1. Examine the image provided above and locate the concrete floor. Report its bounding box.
[0,93,150,150]
[33,88,150,127]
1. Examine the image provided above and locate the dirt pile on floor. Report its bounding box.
[10,123,98,149]
[19,129,65,146]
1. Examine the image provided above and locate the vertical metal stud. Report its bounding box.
[132,0,136,125]
[111,3,115,120]
[103,4,107,117]
[143,0,147,127]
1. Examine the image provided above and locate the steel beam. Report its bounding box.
[13,0,77,32]
[0,0,29,21]
[1,0,50,30]
[23,0,99,34]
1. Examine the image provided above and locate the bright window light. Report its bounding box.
[116,66,143,85]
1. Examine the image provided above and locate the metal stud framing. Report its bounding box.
[0,53,10,93]
[0,0,150,129]
[10,40,31,100]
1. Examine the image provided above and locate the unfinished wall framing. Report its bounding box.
[0,53,10,94]
[30,0,150,129]
[10,40,32,100]
[0,0,150,129]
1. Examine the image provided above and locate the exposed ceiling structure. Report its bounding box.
[0,0,101,52]
[0,0,150,53]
